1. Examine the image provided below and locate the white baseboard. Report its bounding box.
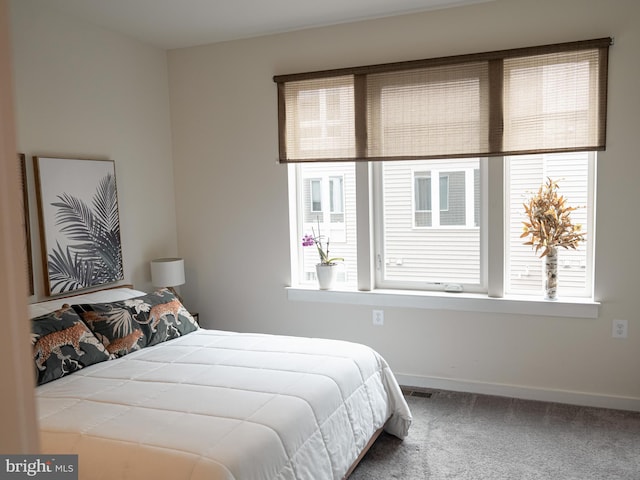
[395,373,640,412]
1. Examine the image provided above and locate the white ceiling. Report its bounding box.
[30,0,494,50]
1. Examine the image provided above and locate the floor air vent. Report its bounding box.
[401,386,433,398]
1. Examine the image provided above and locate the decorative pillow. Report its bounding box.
[72,289,199,357]
[31,305,111,386]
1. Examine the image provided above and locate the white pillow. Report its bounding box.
[28,287,146,318]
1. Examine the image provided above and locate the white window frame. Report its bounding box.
[288,156,598,318]
[374,160,486,293]
[295,168,353,288]
[282,39,608,318]
[412,168,478,228]
[504,152,596,298]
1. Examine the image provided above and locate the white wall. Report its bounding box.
[10,0,179,299]
[0,0,38,453]
[169,0,640,409]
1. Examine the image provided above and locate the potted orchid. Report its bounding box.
[521,177,586,300]
[302,223,343,289]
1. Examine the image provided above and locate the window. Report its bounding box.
[414,174,432,212]
[506,152,594,297]
[280,38,609,299]
[329,176,344,215]
[413,167,477,228]
[291,153,594,297]
[414,172,450,214]
[380,159,481,289]
[295,165,356,288]
[310,179,322,212]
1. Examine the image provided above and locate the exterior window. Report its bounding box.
[414,174,432,212]
[310,179,322,212]
[414,172,449,213]
[414,170,473,228]
[329,175,345,224]
[330,176,344,214]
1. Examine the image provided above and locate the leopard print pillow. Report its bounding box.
[31,305,111,386]
[72,289,199,357]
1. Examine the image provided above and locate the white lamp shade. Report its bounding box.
[150,258,185,287]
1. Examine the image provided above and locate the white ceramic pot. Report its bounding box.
[316,263,338,290]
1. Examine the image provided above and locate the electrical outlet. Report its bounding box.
[372,310,384,326]
[612,319,628,339]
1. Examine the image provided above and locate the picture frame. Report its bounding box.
[19,153,34,295]
[34,156,124,296]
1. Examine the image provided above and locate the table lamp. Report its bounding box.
[150,257,185,301]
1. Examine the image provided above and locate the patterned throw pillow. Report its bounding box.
[72,289,199,357]
[31,305,111,386]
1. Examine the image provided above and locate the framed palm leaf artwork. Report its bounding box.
[34,156,124,296]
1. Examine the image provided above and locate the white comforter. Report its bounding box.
[36,328,412,480]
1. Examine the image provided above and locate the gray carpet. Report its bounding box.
[350,389,640,480]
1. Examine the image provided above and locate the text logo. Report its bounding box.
[0,455,77,479]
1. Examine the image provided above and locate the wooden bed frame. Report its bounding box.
[343,427,384,479]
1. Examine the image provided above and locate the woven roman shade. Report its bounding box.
[280,76,355,160]
[366,62,489,159]
[274,38,611,163]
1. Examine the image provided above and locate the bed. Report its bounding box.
[29,286,412,480]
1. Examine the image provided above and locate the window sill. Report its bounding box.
[286,286,599,318]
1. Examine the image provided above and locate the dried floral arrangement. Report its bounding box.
[521,177,586,257]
